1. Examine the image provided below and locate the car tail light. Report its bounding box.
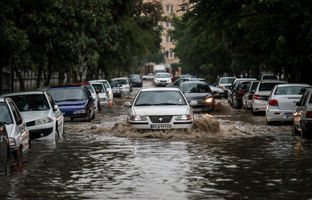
[254,94,260,100]
[248,94,253,100]
[238,90,244,96]
[306,111,312,118]
[268,99,278,106]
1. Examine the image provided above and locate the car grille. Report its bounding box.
[149,116,172,123]
[26,121,35,127]
[160,80,167,83]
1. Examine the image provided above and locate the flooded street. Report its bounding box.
[1,81,312,199]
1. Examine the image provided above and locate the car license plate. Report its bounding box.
[150,124,172,129]
[283,113,293,118]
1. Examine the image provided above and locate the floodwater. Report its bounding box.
[1,81,312,199]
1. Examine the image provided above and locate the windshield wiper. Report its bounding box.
[135,103,154,106]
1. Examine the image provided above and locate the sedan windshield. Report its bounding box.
[155,73,170,78]
[135,91,186,106]
[48,88,87,101]
[220,78,235,84]
[180,83,212,93]
[275,86,309,95]
[10,94,50,111]
[0,103,13,124]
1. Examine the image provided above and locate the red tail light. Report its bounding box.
[268,99,278,106]
[306,111,312,118]
[248,94,253,100]
[238,90,245,96]
[254,94,260,100]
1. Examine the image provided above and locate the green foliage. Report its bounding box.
[171,0,312,83]
[0,0,162,88]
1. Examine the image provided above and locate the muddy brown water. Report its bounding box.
[1,81,312,199]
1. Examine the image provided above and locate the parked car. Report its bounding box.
[0,123,9,164]
[228,78,256,106]
[293,87,312,137]
[265,83,310,125]
[142,73,155,80]
[242,81,260,109]
[229,79,257,109]
[179,81,215,112]
[153,72,172,87]
[111,77,132,96]
[88,81,109,106]
[218,77,236,97]
[259,74,278,81]
[208,85,225,99]
[0,97,30,158]
[125,88,194,129]
[90,80,113,105]
[129,74,143,87]
[48,85,95,122]
[110,79,121,98]
[251,80,286,114]
[71,83,101,111]
[168,77,198,88]
[5,91,64,140]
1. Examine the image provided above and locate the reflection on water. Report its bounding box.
[1,131,312,199]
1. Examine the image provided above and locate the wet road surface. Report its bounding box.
[1,80,312,199]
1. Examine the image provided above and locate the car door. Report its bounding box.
[46,93,63,134]
[294,91,309,127]
[7,99,29,152]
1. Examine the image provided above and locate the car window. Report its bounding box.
[0,102,13,124]
[103,81,110,89]
[116,79,128,85]
[275,86,309,95]
[85,85,95,94]
[111,80,118,87]
[180,83,212,93]
[10,94,50,111]
[220,78,235,84]
[91,84,106,93]
[259,83,279,91]
[48,87,87,101]
[8,101,21,123]
[155,73,170,78]
[135,91,186,106]
[46,93,57,109]
[251,82,259,91]
[83,87,92,99]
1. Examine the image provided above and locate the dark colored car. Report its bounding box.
[48,85,95,122]
[129,74,142,87]
[179,81,215,112]
[229,80,255,109]
[0,123,9,164]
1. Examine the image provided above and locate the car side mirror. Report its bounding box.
[119,84,122,87]
[189,100,197,107]
[296,102,301,106]
[124,102,132,107]
[53,105,59,111]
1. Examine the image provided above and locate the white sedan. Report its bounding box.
[125,88,194,130]
[265,83,310,125]
[5,91,64,141]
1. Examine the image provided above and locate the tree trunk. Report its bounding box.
[36,65,43,88]
[58,71,65,85]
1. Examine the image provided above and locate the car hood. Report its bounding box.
[56,100,87,106]
[20,110,51,122]
[183,93,212,101]
[133,105,189,116]
[210,86,223,92]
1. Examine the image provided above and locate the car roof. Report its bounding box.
[90,79,108,82]
[140,88,180,92]
[276,83,311,87]
[49,85,83,89]
[259,80,286,83]
[111,77,128,80]
[4,91,45,96]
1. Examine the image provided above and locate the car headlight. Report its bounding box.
[131,115,147,121]
[35,117,53,126]
[108,91,112,96]
[155,79,159,83]
[74,109,86,114]
[176,114,192,120]
[204,97,214,103]
[168,79,172,83]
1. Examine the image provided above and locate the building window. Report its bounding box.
[165,50,169,58]
[166,5,173,13]
[166,21,171,28]
[169,50,174,58]
[166,36,171,43]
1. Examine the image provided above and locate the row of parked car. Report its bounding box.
[223,75,312,137]
[0,77,140,165]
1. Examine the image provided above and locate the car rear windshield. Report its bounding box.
[180,83,212,93]
[220,78,235,84]
[91,84,106,93]
[274,86,309,95]
[10,94,50,111]
[135,91,186,106]
[155,73,170,78]
[251,82,259,91]
[48,88,87,101]
[0,102,13,124]
[259,83,279,91]
[116,79,128,85]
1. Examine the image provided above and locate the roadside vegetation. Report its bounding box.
[0,0,163,90]
[170,0,312,84]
